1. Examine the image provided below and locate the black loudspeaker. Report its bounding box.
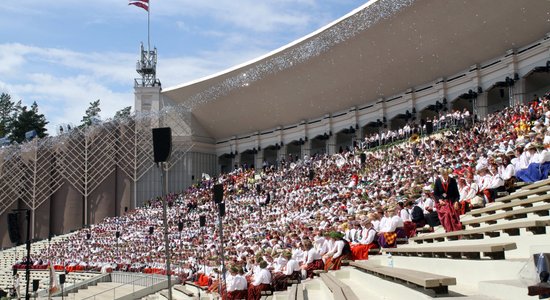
[426,122,433,135]
[115,231,120,239]
[7,213,20,245]
[124,206,128,213]
[218,202,226,217]
[86,233,91,240]
[199,215,206,227]
[59,274,66,284]
[360,153,367,165]
[177,222,184,232]
[32,279,39,292]
[152,127,172,163]
[12,268,17,276]
[213,184,224,204]
[308,170,315,181]
[149,227,154,235]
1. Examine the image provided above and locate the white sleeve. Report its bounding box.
[332,241,344,259]
[305,249,314,264]
[362,229,376,245]
[251,273,262,286]
[388,217,399,232]
[400,209,411,222]
[502,165,515,180]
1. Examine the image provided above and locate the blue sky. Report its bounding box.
[0,0,366,135]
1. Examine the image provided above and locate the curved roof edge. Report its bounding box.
[162,1,378,93]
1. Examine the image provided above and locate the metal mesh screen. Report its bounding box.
[0,105,195,220]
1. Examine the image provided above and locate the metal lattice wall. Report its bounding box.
[0,106,201,245]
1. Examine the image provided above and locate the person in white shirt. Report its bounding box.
[301,240,324,278]
[323,232,352,271]
[13,274,20,300]
[226,266,247,300]
[458,176,479,213]
[400,201,417,238]
[272,252,301,291]
[377,205,406,248]
[498,155,517,192]
[350,220,378,260]
[517,142,550,183]
[247,261,272,300]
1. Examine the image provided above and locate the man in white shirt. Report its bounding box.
[226,266,247,300]
[247,261,272,300]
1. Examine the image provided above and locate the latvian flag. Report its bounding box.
[129,0,149,11]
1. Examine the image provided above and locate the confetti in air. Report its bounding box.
[182,0,416,110]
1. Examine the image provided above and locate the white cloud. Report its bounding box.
[0,0,365,137]
[0,41,269,135]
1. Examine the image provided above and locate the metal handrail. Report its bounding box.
[81,273,164,300]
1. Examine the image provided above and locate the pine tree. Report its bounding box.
[114,106,132,120]
[80,99,101,128]
[10,101,48,143]
[0,93,21,138]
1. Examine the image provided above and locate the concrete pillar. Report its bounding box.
[278,145,287,162]
[327,135,337,155]
[301,140,311,157]
[476,92,489,119]
[255,151,264,171]
[514,77,526,105]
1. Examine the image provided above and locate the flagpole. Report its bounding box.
[147,0,150,52]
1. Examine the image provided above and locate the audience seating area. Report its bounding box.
[2,91,550,300]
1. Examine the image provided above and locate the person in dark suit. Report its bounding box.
[433,167,462,232]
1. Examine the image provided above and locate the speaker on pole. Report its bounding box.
[115,231,120,239]
[59,274,66,285]
[149,227,154,235]
[218,202,226,217]
[152,127,172,163]
[7,213,20,245]
[199,215,206,227]
[308,170,315,181]
[32,279,39,292]
[212,184,224,204]
[426,122,433,135]
[177,222,184,232]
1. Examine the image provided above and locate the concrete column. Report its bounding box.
[327,135,337,155]
[301,140,311,157]
[255,151,264,171]
[278,145,287,161]
[514,77,526,105]
[476,92,489,119]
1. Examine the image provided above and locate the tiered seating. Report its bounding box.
[350,260,456,295]
[319,272,359,300]
[383,242,517,260]
[335,179,550,299]
[408,182,550,246]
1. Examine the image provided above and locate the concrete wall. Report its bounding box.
[50,180,83,236]
[0,201,20,249]
[87,170,117,225]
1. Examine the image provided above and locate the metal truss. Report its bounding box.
[0,146,25,216]
[0,105,195,229]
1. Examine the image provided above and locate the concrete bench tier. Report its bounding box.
[463,202,550,227]
[493,185,550,203]
[351,260,456,295]
[383,242,517,260]
[466,193,550,218]
[319,273,359,300]
[411,219,550,244]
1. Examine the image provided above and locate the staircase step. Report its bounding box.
[478,279,533,300]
